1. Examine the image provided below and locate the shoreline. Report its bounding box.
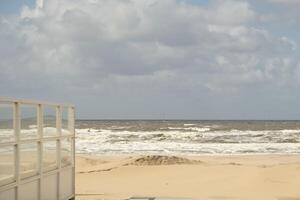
[76,152,300,156]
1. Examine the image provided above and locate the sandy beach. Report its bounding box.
[75,154,300,200]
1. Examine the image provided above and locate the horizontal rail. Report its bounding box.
[0,135,74,147]
[0,96,74,107]
[0,165,73,193]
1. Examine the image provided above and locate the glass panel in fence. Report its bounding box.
[61,138,72,167]
[20,105,38,140]
[0,146,14,186]
[43,106,57,137]
[0,104,14,143]
[62,107,71,135]
[20,143,38,178]
[43,141,57,171]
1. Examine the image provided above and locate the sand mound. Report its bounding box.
[129,155,202,166]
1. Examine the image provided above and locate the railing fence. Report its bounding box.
[0,97,75,200]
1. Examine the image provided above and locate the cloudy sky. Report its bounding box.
[1,0,300,119]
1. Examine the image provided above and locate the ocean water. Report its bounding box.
[75,120,300,155]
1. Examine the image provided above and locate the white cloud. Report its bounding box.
[269,0,300,5]
[204,0,256,25]
[1,0,300,118]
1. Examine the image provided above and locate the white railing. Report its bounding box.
[0,96,75,200]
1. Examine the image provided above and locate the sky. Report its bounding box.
[1,0,300,120]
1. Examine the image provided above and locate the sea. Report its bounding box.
[75,120,300,155]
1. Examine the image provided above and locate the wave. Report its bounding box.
[2,125,300,154]
[167,127,211,132]
[75,128,300,154]
[183,123,196,126]
[76,128,300,142]
[76,141,300,155]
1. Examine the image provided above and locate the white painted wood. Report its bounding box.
[0,188,15,200]
[59,169,73,200]
[0,136,74,147]
[0,96,74,107]
[13,102,20,200]
[37,104,43,200]
[0,97,75,200]
[69,107,76,196]
[0,166,72,193]
[19,180,39,200]
[41,174,57,200]
[56,106,62,200]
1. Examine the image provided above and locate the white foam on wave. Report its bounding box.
[203,129,300,136]
[184,123,196,126]
[167,127,210,132]
[281,129,300,134]
[187,127,211,132]
[76,128,300,142]
[76,139,300,155]
[3,127,299,154]
[29,125,37,129]
[75,128,300,154]
[76,128,202,144]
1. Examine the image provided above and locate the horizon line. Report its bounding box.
[76,118,300,121]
